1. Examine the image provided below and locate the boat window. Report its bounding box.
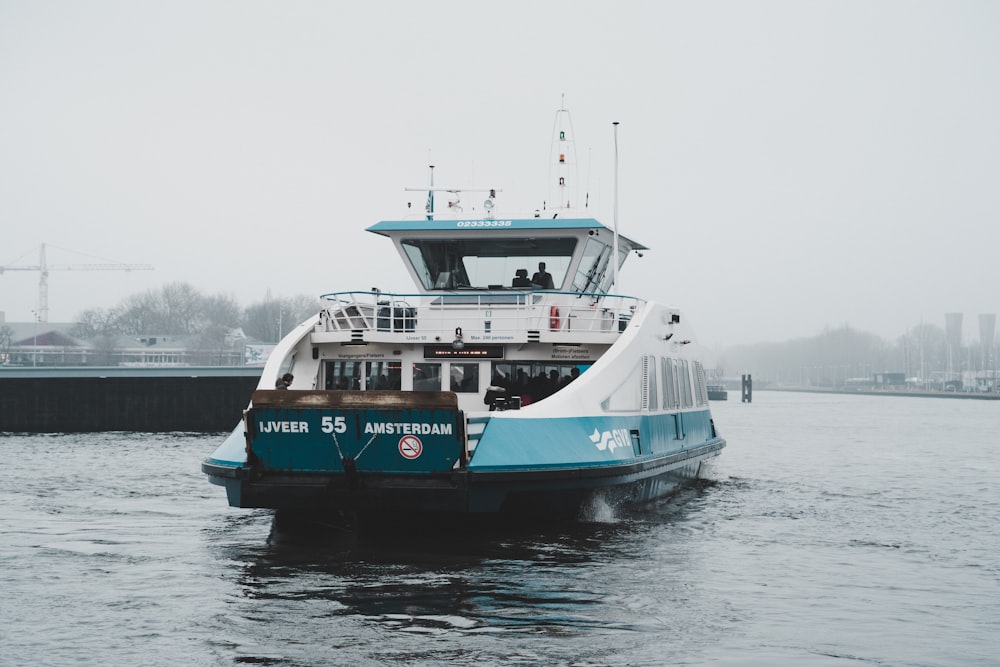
[324,360,362,390]
[571,238,630,294]
[644,355,658,411]
[366,361,401,390]
[662,357,678,410]
[572,238,610,294]
[403,242,433,288]
[601,359,643,412]
[490,361,587,406]
[413,363,442,391]
[401,237,577,290]
[692,361,708,406]
[449,363,480,393]
[679,360,694,408]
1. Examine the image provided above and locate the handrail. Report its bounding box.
[316,290,644,336]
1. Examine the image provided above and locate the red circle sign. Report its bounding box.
[398,434,423,459]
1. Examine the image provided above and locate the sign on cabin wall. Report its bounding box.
[423,344,505,359]
[550,346,594,361]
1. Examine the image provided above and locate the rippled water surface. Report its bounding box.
[2,392,998,666]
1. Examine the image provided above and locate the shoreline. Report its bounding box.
[761,386,1000,401]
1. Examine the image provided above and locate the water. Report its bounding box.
[2,392,998,666]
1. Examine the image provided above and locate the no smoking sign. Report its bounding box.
[398,434,423,459]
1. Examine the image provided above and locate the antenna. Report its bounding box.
[612,121,620,291]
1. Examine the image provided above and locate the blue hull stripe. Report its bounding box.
[470,410,716,471]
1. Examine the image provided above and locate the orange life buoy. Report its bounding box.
[549,306,561,330]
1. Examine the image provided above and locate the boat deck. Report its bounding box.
[313,290,647,345]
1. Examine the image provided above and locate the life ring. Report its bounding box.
[549,306,561,330]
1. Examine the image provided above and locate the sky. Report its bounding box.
[2,0,998,349]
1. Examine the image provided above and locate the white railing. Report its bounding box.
[316,290,645,338]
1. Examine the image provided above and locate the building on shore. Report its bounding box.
[0,320,262,367]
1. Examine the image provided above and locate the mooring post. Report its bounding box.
[741,374,753,403]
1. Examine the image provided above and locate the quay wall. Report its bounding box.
[0,367,262,433]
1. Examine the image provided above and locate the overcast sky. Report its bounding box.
[2,1,998,348]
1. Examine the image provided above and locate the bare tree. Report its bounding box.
[116,290,163,335]
[0,324,13,363]
[72,307,120,338]
[160,282,206,335]
[111,282,217,335]
[202,293,242,330]
[242,293,320,342]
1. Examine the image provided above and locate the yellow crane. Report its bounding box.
[0,243,154,323]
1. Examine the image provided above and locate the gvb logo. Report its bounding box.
[589,428,631,453]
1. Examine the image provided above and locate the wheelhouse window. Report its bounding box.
[573,238,610,293]
[571,237,629,294]
[401,237,577,290]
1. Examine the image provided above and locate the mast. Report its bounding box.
[425,164,435,220]
[612,121,620,291]
[548,95,579,211]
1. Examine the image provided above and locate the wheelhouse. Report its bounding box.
[368,218,646,296]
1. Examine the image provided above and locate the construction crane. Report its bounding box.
[0,243,154,323]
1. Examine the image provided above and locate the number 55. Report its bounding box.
[321,415,346,434]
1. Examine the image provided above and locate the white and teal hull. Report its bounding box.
[203,214,725,520]
[204,402,722,517]
[203,313,724,518]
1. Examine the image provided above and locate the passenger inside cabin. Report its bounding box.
[275,373,293,389]
[511,268,531,287]
[484,385,507,411]
[531,262,554,289]
[527,372,551,401]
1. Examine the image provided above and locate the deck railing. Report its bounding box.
[316,290,645,337]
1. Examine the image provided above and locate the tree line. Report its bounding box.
[71,282,320,344]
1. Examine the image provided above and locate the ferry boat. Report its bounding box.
[202,108,725,520]
[707,385,729,401]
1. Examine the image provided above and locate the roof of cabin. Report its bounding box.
[367,217,648,249]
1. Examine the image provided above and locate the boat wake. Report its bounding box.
[577,491,623,524]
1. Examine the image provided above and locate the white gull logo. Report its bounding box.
[589,428,631,453]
